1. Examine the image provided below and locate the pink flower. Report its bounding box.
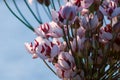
[71,36,85,52]
[81,14,98,30]
[46,21,64,38]
[71,0,93,8]
[51,2,77,24]
[52,38,67,51]
[25,42,38,59]
[58,52,75,70]
[35,23,51,38]
[25,37,60,60]
[35,21,63,38]
[77,26,86,38]
[99,25,113,44]
[55,63,76,79]
[99,0,120,18]
[81,0,94,8]
[70,0,81,7]
[59,2,77,20]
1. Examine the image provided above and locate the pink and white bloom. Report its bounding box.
[99,25,113,44]
[59,2,77,20]
[35,23,51,38]
[81,14,98,30]
[80,0,93,8]
[58,52,75,70]
[46,21,64,38]
[51,2,77,24]
[70,0,93,8]
[25,37,60,60]
[52,38,67,51]
[99,0,120,18]
[55,63,76,79]
[77,26,86,38]
[71,36,86,52]
[25,42,38,59]
[35,21,63,38]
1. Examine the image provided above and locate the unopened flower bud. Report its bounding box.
[59,3,77,21]
[73,17,80,28]
[44,0,51,6]
[37,0,44,4]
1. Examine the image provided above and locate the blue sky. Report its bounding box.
[0,1,60,80]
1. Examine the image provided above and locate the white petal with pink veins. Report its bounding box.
[24,42,35,54]
[34,28,45,37]
[36,45,48,59]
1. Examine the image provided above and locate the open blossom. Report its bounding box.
[99,0,120,18]
[81,14,98,30]
[46,21,64,38]
[35,23,51,38]
[99,25,113,44]
[55,64,76,79]
[58,52,75,70]
[51,2,77,24]
[25,37,60,60]
[70,0,93,8]
[25,43,38,59]
[77,26,86,38]
[71,36,85,52]
[35,21,63,38]
[59,2,77,20]
[52,38,67,51]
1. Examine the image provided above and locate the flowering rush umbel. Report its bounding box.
[5,0,120,80]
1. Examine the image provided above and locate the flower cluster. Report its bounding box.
[23,0,120,80]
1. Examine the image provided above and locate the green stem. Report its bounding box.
[58,0,61,8]
[51,0,56,10]
[43,60,57,75]
[47,6,52,17]
[5,0,56,77]
[35,2,42,22]
[4,0,34,31]
[42,5,51,20]
[24,0,42,24]
[66,21,73,53]
[74,24,78,51]
[71,24,74,38]
[100,61,120,80]
[13,0,32,26]
[62,26,70,51]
